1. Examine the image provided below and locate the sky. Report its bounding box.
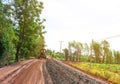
[41,0,120,52]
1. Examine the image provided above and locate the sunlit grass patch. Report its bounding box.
[65,62,120,84]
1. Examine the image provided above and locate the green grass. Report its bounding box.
[66,62,120,84]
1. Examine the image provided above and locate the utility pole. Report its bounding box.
[59,41,64,53]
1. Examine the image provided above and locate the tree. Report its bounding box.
[101,40,110,63]
[68,41,83,62]
[83,43,89,56]
[114,50,120,64]
[0,1,16,65]
[106,49,113,64]
[76,42,83,61]
[63,48,69,61]
[92,40,101,63]
[10,0,45,61]
[68,42,72,61]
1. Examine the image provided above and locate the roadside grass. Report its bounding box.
[65,62,120,84]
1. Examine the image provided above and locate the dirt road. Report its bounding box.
[0,58,111,84]
[0,59,45,84]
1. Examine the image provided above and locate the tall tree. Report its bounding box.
[101,40,110,63]
[68,41,83,62]
[83,43,89,56]
[76,42,83,61]
[106,49,113,64]
[114,50,120,64]
[92,40,101,63]
[63,48,69,61]
[10,0,45,61]
[68,42,72,61]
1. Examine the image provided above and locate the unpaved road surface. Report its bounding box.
[0,58,111,84]
[0,59,45,84]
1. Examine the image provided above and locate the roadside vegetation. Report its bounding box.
[46,49,64,60]
[0,0,45,67]
[65,62,120,84]
[46,40,120,84]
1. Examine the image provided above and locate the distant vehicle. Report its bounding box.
[38,49,46,59]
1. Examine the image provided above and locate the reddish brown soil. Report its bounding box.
[0,59,45,84]
[0,58,111,84]
[9,60,45,84]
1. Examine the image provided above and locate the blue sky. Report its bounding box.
[41,0,120,51]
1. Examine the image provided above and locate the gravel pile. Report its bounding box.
[45,58,109,84]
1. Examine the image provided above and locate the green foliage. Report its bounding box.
[0,0,46,66]
[65,40,119,64]
[114,50,120,64]
[68,41,83,61]
[101,40,110,63]
[63,48,69,61]
[92,40,101,63]
[46,49,64,60]
[80,56,89,62]
[9,0,46,61]
[0,1,16,66]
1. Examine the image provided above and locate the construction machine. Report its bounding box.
[38,49,46,59]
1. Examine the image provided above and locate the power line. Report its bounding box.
[98,34,120,41]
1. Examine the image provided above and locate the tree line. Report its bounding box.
[0,0,45,66]
[63,40,120,64]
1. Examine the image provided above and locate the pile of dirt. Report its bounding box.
[45,58,109,84]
